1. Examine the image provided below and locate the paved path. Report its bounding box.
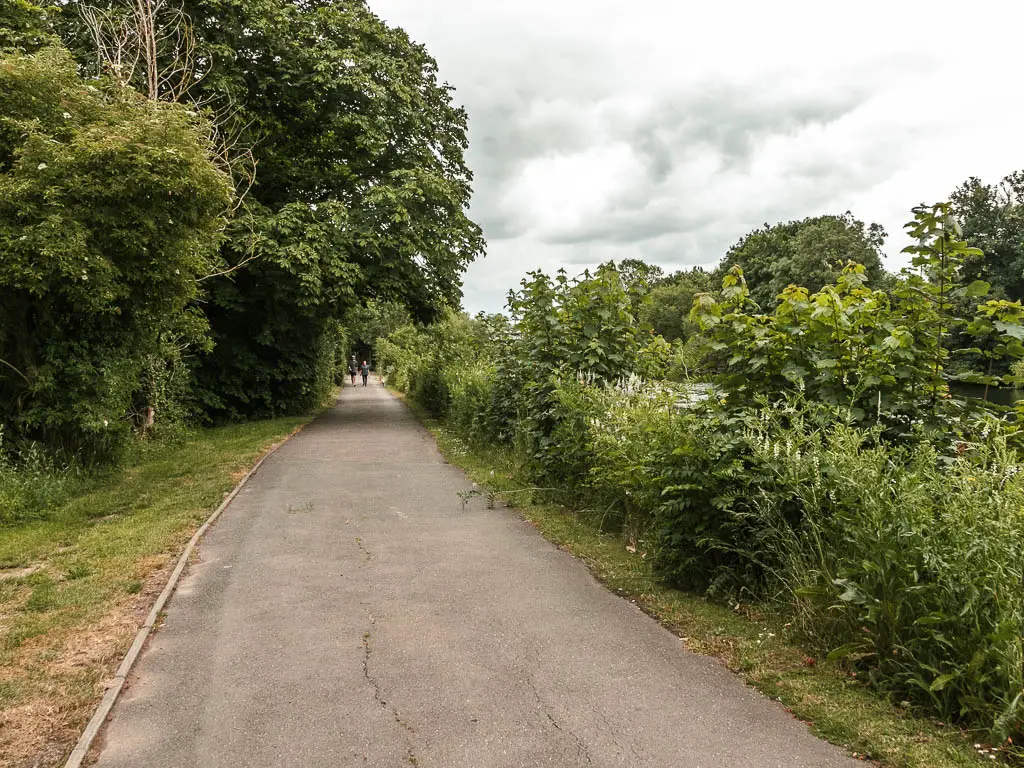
[94,381,859,768]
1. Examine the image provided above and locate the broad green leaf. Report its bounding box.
[929,673,957,692]
[964,279,991,297]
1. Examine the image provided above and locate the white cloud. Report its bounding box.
[369,0,1024,313]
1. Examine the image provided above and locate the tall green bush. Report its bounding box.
[0,45,232,461]
[746,413,1024,743]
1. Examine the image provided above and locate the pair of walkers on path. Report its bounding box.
[348,356,370,387]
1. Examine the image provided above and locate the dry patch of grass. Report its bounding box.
[0,414,313,768]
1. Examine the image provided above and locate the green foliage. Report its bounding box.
[693,204,1024,439]
[640,268,715,342]
[959,299,1024,398]
[719,212,887,310]
[503,264,647,482]
[169,0,484,418]
[745,412,1024,745]
[576,378,681,533]
[951,172,1024,301]
[0,0,53,52]
[0,45,232,460]
[0,1,485,446]
[544,378,1024,744]
[193,203,360,420]
[614,257,663,315]
[376,310,490,419]
[0,428,80,525]
[344,300,413,359]
[507,264,643,383]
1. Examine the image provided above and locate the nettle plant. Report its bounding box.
[692,204,1024,437]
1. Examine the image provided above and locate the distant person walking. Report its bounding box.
[348,356,358,386]
[360,360,370,387]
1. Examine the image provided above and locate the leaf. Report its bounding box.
[964,280,991,297]
[913,614,949,626]
[929,673,957,692]
[995,321,1024,340]
[825,643,863,663]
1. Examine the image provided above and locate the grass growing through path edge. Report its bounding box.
[0,399,330,768]
[397,394,994,768]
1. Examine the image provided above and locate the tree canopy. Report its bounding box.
[0,0,52,51]
[718,213,887,310]
[640,268,715,342]
[0,0,485,448]
[179,0,484,418]
[951,172,1024,302]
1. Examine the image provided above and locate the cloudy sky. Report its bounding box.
[369,0,1024,314]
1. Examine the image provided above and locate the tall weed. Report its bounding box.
[0,429,81,525]
[584,377,682,535]
[748,413,1024,743]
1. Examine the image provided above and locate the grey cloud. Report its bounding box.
[629,83,868,173]
[463,93,597,241]
[472,79,879,251]
[544,207,717,246]
[368,0,1015,314]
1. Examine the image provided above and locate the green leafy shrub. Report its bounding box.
[581,377,681,534]
[645,403,787,595]
[693,204,1024,442]
[0,45,232,461]
[446,361,496,439]
[746,413,1024,743]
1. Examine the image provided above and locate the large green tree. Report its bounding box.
[176,0,485,419]
[718,213,887,310]
[0,45,232,459]
[950,172,1024,301]
[7,0,484,421]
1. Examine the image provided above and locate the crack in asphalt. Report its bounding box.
[595,706,643,765]
[361,617,419,764]
[524,674,593,768]
[354,537,373,562]
[510,631,603,768]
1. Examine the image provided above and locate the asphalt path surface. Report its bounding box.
[93,380,860,767]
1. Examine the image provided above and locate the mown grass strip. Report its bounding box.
[0,411,320,768]
[401,396,991,768]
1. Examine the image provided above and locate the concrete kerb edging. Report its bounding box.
[63,423,311,768]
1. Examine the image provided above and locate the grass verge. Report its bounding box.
[398,395,993,768]
[0,408,323,768]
